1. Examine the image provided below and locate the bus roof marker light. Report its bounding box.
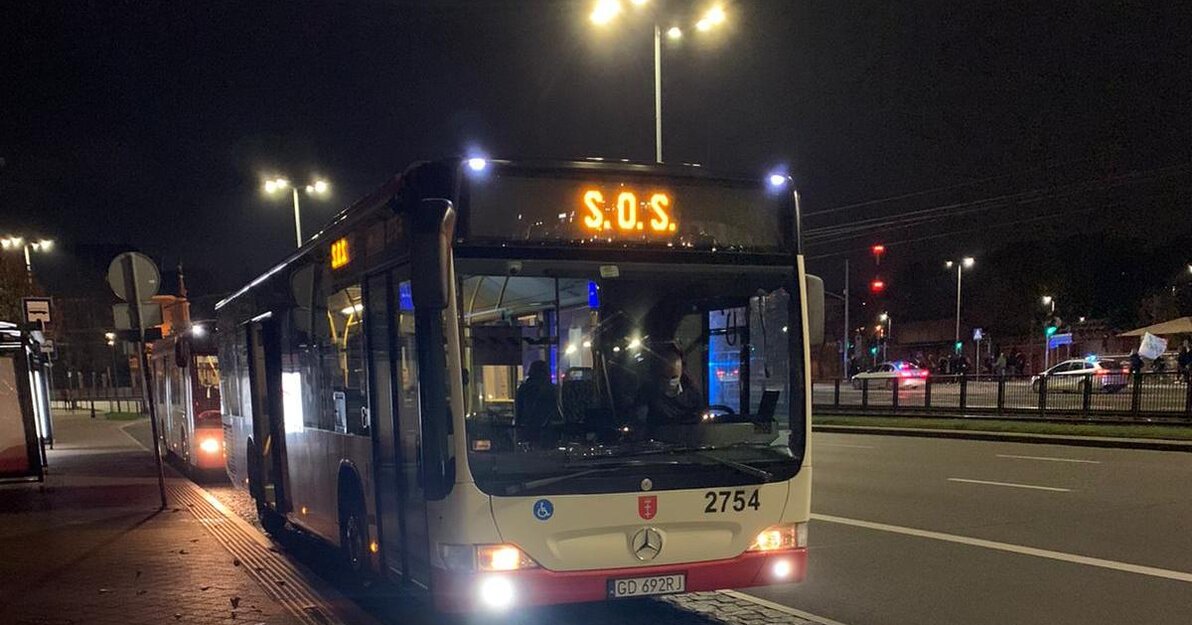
[467,157,488,172]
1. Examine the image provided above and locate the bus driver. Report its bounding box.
[637,346,706,426]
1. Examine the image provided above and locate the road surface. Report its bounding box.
[747,431,1192,625]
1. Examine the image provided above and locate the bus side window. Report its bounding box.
[320,283,368,436]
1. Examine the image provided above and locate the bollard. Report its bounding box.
[90,399,96,419]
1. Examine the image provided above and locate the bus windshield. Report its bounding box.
[459,260,804,496]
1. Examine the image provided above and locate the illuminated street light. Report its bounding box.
[590,0,621,25]
[588,0,728,163]
[945,257,976,354]
[264,175,332,248]
[2,235,54,286]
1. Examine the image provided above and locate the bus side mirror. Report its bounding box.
[410,198,457,309]
[804,274,825,346]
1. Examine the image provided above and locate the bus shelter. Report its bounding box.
[0,322,49,482]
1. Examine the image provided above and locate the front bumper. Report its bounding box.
[431,548,807,612]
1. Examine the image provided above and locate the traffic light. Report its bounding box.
[954,341,963,352]
[1044,325,1058,338]
[870,279,886,294]
[869,346,879,356]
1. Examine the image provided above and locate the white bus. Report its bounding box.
[217,159,823,612]
[150,326,224,474]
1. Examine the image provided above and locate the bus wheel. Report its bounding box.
[339,496,369,584]
[257,501,287,536]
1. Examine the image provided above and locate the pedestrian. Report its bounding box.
[995,351,1007,376]
[1179,340,1192,384]
[938,354,950,376]
[1129,349,1144,377]
[1013,351,1026,376]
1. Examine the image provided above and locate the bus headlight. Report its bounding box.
[478,575,515,609]
[748,522,807,552]
[439,543,540,571]
[199,438,221,454]
[477,544,537,571]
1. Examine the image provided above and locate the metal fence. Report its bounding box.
[51,386,146,415]
[814,372,1192,421]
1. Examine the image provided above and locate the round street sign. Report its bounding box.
[107,252,161,301]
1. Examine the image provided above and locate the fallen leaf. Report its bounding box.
[173,614,182,620]
[98,588,111,594]
[178,549,189,555]
[274,579,286,586]
[190,538,199,543]
[232,558,241,567]
[200,586,211,591]
[135,570,142,580]
[136,590,147,596]
[230,597,242,609]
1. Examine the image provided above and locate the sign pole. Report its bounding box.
[123,255,167,510]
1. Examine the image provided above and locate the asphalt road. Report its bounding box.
[747,432,1192,625]
[813,380,1190,414]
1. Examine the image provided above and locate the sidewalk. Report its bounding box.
[0,411,308,625]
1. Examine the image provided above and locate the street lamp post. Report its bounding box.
[1041,295,1057,369]
[1,236,54,286]
[879,312,891,361]
[590,1,727,163]
[263,178,330,247]
[944,257,975,359]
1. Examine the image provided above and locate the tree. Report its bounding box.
[0,255,33,322]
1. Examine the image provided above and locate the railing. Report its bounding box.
[814,372,1192,420]
[51,386,146,415]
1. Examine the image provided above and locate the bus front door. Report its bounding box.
[366,272,430,586]
[366,273,407,579]
[247,317,288,514]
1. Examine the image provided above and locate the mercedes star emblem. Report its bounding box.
[631,527,663,561]
[641,478,653,491]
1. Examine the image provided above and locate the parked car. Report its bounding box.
[1030,357,1128,394]
[851,361,929,390]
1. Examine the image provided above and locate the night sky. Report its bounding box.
[2,1,1189,310]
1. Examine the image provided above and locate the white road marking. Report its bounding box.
[996,454,1101,464]
[813,513,1192,584]
[818,443,877,449]
[118,420,152,452]
[725,590,853,625]
[947,477,1071,492]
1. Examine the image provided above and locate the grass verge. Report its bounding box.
[813,415,1192,441]
[104,411,146,421]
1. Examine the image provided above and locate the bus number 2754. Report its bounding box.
[704,489,760,513]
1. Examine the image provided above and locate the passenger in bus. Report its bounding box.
[514,360,561,442]
[637,346,706,426]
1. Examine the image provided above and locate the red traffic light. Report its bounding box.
[871,244,886,256]
[870,279,886,294]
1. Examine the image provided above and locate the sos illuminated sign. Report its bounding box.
[581,188,677,235]
[330,237,350,269]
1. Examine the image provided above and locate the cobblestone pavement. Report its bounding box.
[0,412,304,625]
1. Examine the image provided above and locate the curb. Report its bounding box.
[813,424,1192,452]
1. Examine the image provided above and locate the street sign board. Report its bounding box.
[39,339,55,355]
[113,302,163,331]
[1047,332,1073,349]
[106,252,160,301]
[21,297,51,325]
[972,327,984,341]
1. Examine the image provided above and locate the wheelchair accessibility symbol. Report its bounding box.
[533,499,554,521]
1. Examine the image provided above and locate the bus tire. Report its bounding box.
[338,481,370,584]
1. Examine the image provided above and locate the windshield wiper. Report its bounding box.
[617,444,774,482]
[503,465,629,496]
[686,449,773,482]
